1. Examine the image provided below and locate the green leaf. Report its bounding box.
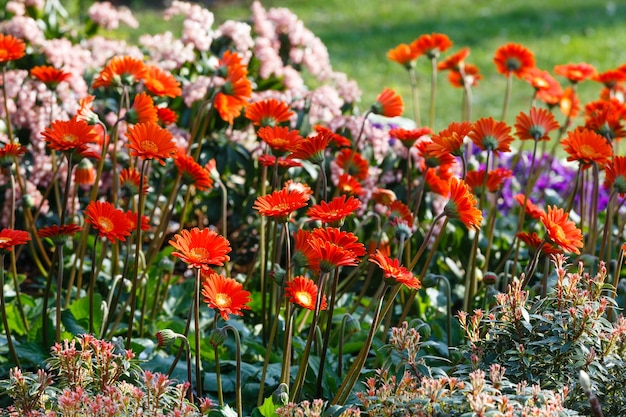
[208,405,238,417]
[256,396,277,417]
[67,293,103,335]
[5,303,27,336]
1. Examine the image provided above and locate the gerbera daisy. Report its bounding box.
[0,34,26,63]
[371,88,403,118]
[604,155,626,196]
[561,127,613,169]
[290,131,332,164]
[74,158,96,186]
[156,107,178,126]
[425,167,452,196]
[120,167,149,195]
[389,127,432,148]
[307,195,361,226]
[593,68,626,89]
[387,200,414,228]
[469,117,514,155]
[437,47,470,72]
[84,201,132,243]
[92,55,147,89]
[257,154,302,168]
[447,63,482,88]
[514,194,545,220]
[292,229,315,268]
[493,43,535,78]
[0,143,27,168]
[336,173,364,196]
[371,188,397,205]
[0,229,30,253]
[253,187,309,221]
[307,237,360,273]
[201,272,251,320]
[245,98,294,127]
[465,168,512,194]
[42,117,100,154]
[76,95,99,125]
[336,149,369,180]
[411,33,453,59]
[169,227,231,269]
[540,206,584,254]
[38,223,82,246]
[522,68,563,106]
[516,231,562,257]
[443,177,482,230]
[514,107,559,141]
[554,62,597,84]
[369,250,421,289]
[126,122,177,166]
[143,65,182,98]
[284,179,314,197]
[285,276,327,310]
[428,121,473,157]
[313,125,351,148]
[174,150,213,191]
[257,126,303,156]
[126,92,158,124]
[125,210,150,232]
[30,66,72,88]
[386,43,420,69]
[415,139,456,170]
[310,227,366,258]
[214,51,252,124]
[584,100,626,141]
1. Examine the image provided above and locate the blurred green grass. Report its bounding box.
[122,0,626,129]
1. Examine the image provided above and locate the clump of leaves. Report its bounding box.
[459,255,626,415]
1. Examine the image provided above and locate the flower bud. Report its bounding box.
[156,329,178,348]
[209,328,228,348]
[483,272,497,286]
[579,370,591,394]
[421,274,440,288]
[343,314,361,336]
[272,383,289,407]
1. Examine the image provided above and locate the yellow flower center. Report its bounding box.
[579,144,595,159]
[140,140,159,155]
[188,247,210,263]
[97,216,114,232]
[295,291,312,308]
[62,133,78,143]
[214,292,231,308]
[0,237,12,244]
[149,78,164,93]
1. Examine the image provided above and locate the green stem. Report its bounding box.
[501,73,512,121]
[586,162,600,255]
[316,267,340,396]
[224,325,243,417]
[194,268,203,397]
[0,254,19,367]
[409,67,421,127]
[429,57,438,129]
[55,244,64,342]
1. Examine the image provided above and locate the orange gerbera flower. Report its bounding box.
[0,34,26,63]
[311,227,366,259]
[42,117,100,153]
[369,250,421,289]
[561,127,613,169]
[425,167,452,196]
[516,232,562,257]
[593,68,626,89]
[514,107,559,141]
[514,194,545,220]
[92,56,147,89]
[30,66,72,88]
[437,47,470,71]
[253,187,309,221]
[387,200,414,228]
[416,139,456,170]
[336,149,369,180]
[307,195,361,226]
[559,86,580,118]
[372,188,397,205]
[285,276,327,310]
[428,121,472,157]
[604,155,626,196]
[127,92,158,124]
[257,126,303,156]
[169,227,232,269]
[84,201,132,243]
[125,210,150,232]
[371,88,404,117]
[411,33,453,59]
[540,206,583,254]
[313,125,351,148]
[156,107,178,126]
[201,272,251,320]
[307,237,360,273]
[143,65,181,98]
[257,154,302,168]
[76,95,99,125]
[465,168,512,194]
[337,173,364,196]
[290,131,332,164]
[554,62,597,84]
[443,177,482,230]
[469,117,514,155]
[447,63,482,88]
[120,167,149,195]
[522,68,563,106]
[493,43,535,78]
[74,158,96,186]
[389,127,432,148]
[245,98,293,127]
[0,143,27,168]
[293,229,316,268]
[0,229,30,253]
[174,150,213,191]
[387,43,420,69]
[126,122,177,166]
[284,179,313,197]
[584,100,626,141]
[215,51,252,124]
[38,224,82,245]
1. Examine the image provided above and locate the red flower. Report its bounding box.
[0,229,30,253]
[174,150,213,191]
[469,117,514,155]
[540,206,583,254]
[428,121,473,157]
[127,92,158,124]
[0,143,27,168]
[157,107,178,126]
[369,250,421,289]
[584,100,626,141]
[38,224,82,245]
[387,43,420,69]
[389,127,432,148]
[126,122,177,166]
[411,33,453,59]
[201,272,251,320]
[371,88,403,117]
[0,34,26,63]
[257,126,303,156]
[493,43,535,78]
[514,194,545,220]
[522,68,563,106]
[30,66,72,88]
[593,69,626,89]
[74,158,96,186]
[92,56,147,88]
[245,98,293,127]
[447,63,482,88]
[143,65,182,98]
[310,227,366,259]
[84,201,132,243]
[292,229,316,268]
[425,167,453,196]
[336,149,369,180]
[336,173,364,196]
[307,238,359,273]
[554,62,597,84]
[257,154,302,168]
[313,125,351,148]
[514,107,559,141]
[559,86,580,118]
[169,227,231,269]
[307,195,361,225]
[516,232,561,257]
[285,276,327,310]
[443,177,482,230]
[290,131,332,164]
[416,139,456,170]
[561,127,613,169]
[604,156,626,196]
[42,117,100,154]
[253,187,309,220]
[372,188,397,205]
[437,47,470,71]
[214,51,252,124]
[120,167,149,195]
